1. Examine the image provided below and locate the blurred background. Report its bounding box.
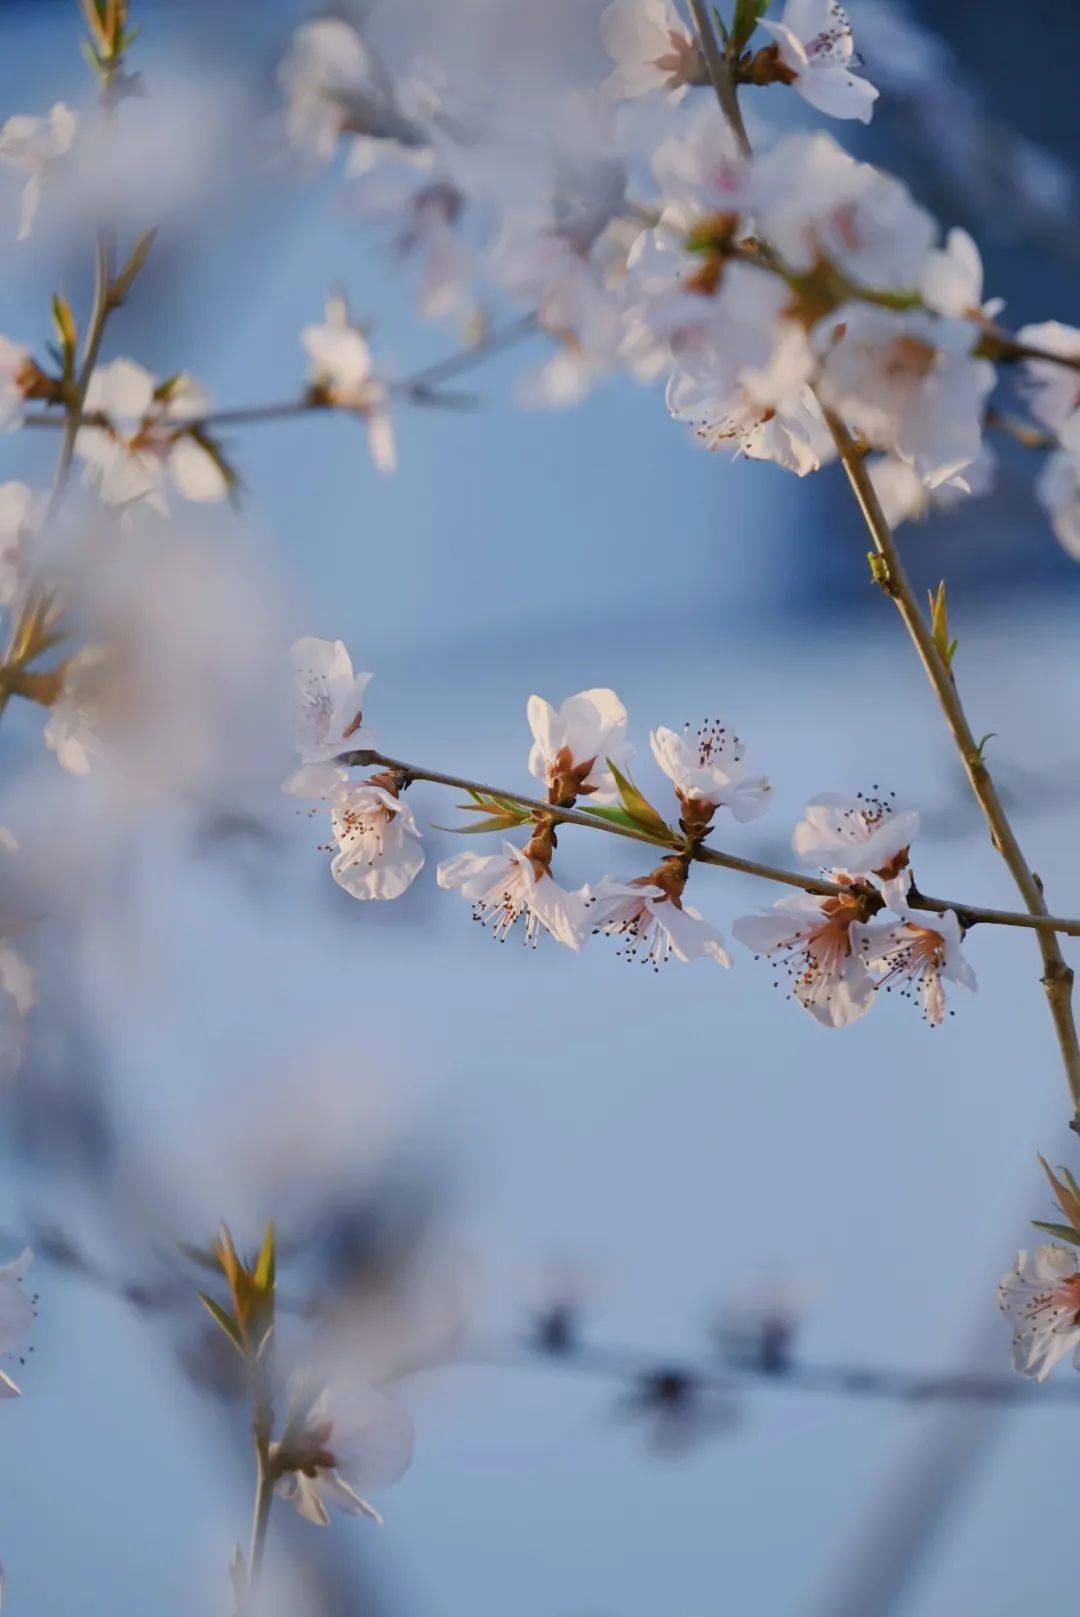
[0,1,1078,1613]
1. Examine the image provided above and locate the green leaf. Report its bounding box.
[581,804,650,833]
[928,581,956,671]
[729,0,771,55]
[253,1220,275,1294]
[434,814,522,835]
[606,758,673,841]
[1032,1221,1080,1247]
[197,1291,246,1354]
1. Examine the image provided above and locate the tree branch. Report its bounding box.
[339,748,1080,938]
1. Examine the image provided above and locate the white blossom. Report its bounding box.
[760,0,878,123]
[866,445,995,529]
[0,102,77,240]
[732,884,876,1028]
[271,1376,413,1526]
[857,903,976,1024]
[0,338,34,433]
[919,227,1003,321]
[650,720,772,823]
[0,481,42,606]
[302,296,396,472]
[600,0,704,101]
[998,1245,1080,1381]
[1035,448,1080,561]
[437,843,589,950]
[816,304,995,488]
[0,1248,34,1396]
[279,18,410,165]
[792,791,919,889]
[0,942,34,1084]
[527,688,632,804]
[42,644,112,776]
[328,783,425,901]
[752,133,935,292]
[585,874,730,969]
[75,361,227,511]
[283,637,375,799]
[649,100,751,230]
[1016,321,1080,456]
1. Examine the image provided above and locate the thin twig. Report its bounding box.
[339,748,1080,938]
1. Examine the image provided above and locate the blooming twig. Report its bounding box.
[338,748,1080,939]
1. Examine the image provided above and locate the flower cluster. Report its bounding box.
[282,638,977,1020]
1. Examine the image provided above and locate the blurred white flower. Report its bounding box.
[437,843,588,950]
[0,940,34,1083]
[283,636,375,799]
[271,1376,413,1526]
[75,361,227,511]
[649,99,751,229]
[857,903,975,1024]
[599,0,704,101]
[919,227,1003,321]
[1017,321,1080,456]
[752,132,934,292]
[1035,448,1080,561]
[302,297,396,473]
[0,338,35,432]
[792,791,918,890]
[0,102,77,240]
[866,444,995,529]
[999,1245,1080,1381]
[527,688,632,805]
[732,885,876,1028]
[0,481,43,606]
[0,1248,34,1395]
[650,721,771,823]
[279,18,391,164]
[585,873,730,969]
[328,782,425,902]
[816,305,994,488]
[42,644,111,776]
[760,0,878,123]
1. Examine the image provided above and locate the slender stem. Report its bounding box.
[824,409,1080,1112]
[340,748,1080,938]
[43,227,113,525]
[687,0,751,157]
[247,1445,274,1591]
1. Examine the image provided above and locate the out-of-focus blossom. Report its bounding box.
[792,791,918,893]
[650,720,771,827]
[999,1245,1080,1381]
[42,644,111,776]
[816,305,994,488]
[599,0,704,101]
[1017,321,1080,456]
[919,227,1003,321]
[271,1376,413,1526]
[866,444,995,529]
[527,688,632,805]
[585,872,731,969]
[437,842,588,950]
[752,132,934,292]
[283,636,375,799]
[279,18,423,166]
[0,939,34,1083]
[0,102,77,240]
[759,0,878,123]
[649,100,750,230]
[732,884,876,1028]
[1035,448,1080,561]
[665,265,832,475]
[302,296,396,472]
[328,782,425,901]
[857,903,975,1024]
[0,338,42,432]
[0,1248,34,1395]
[0,481,42,606]
[75,361,228,511]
